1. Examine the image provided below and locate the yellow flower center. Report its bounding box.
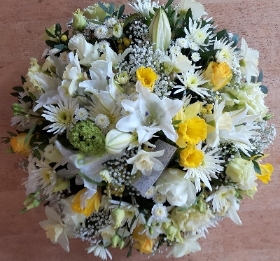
[57,110,72,125]
[179,145,204,168]
[136,66,158,92]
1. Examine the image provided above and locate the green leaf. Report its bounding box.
[123,13,139,28]
[10,92,19,97]
[33,149,41,160]
[45,40,57,48]
[21,76,26,84]
[164,0,173,9]
[260,85,268,94]
[231,33,239,46]
[127,245,133,258]
[7,131,17,137]
[258,70,263,82]
[98,2,109,13]
[109,3,114,15]
[12,86,24,92]
[216,29,228,41]
[78,172,106,186]
[45,29,56,38]
[117,4,125,19]
[55,23,62,35]
[54,44,67,51]
[253,160,261,174]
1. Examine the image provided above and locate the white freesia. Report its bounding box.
[39,206,72,252]
[129,0,159,18]
[105,129,133,154]
[156,168,196,207]
[127,149,164,176]
[239,38,259,82]
[167,234,202,258]
[117,83,183,144]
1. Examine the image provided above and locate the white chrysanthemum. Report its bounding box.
[94,25,109,39]
[176,38,189,48]
[184,18,214,50]
[31,160,57,196]
[95,114,110,129]
[105,17,118,27]
[42,99,78,135]
[74,108,88,121]
[144,186,156,199]
[151,204,168,221]
[178,0,206,20]
[175,69,209,97]
[184,147,224,192]
[191,52,201,62]
[153,193,167,204]
[214,39,237,68]
[129,0,159,18]
[206,186,242,225]
[87,243,112,260]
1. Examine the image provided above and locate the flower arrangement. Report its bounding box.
[3,0,276,259]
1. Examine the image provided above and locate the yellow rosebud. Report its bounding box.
[132,225,154,254]
[10,133,31,156]
[256,163,274,184]
[179,145,204,168]
[71,188,100,217]
[204,61,232,91]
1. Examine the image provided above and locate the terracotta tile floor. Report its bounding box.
[1,0,279,260]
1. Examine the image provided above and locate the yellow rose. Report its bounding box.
[10,133,31,156]
[204,61,232,91]
[256,163,274,184]
[71,188,100,217]
[132,225,154,254]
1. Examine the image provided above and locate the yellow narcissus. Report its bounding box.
[71,188,100,217]
[204,61,232,91]
[256,163,274,184]
[136,66,158,92]
[10,133,31,156]
[179,145,204,168]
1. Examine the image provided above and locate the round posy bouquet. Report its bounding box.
[4,0,276,259]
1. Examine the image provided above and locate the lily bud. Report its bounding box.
[111,208,126,228]
[73,9,87,31]
[105,129,133,154]
[149,8,171,51]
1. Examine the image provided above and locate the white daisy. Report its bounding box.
[95,114,110,129]
[87,243,112,260]
[153,193,167,204]
[42,98,78,135]
[94,25,109,39]
[214,38,237,68]
[191,52,201,62]
[184,146,224,192]
[174,69,209,97]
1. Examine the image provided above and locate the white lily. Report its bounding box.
[116,83,183,144]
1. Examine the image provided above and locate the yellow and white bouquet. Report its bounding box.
[3,0,276,259]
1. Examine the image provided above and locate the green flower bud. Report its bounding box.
[111,234,121,248]
[53,177,69,193]
[149,8,171,51]
[115,71,130,85]
[105,129,133,154]
[119,239,125,249]
[73,9,87,31]
[12,103,23,116]
[163,223,178,241]
[69,120,106,156]
[111,208,126,228]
